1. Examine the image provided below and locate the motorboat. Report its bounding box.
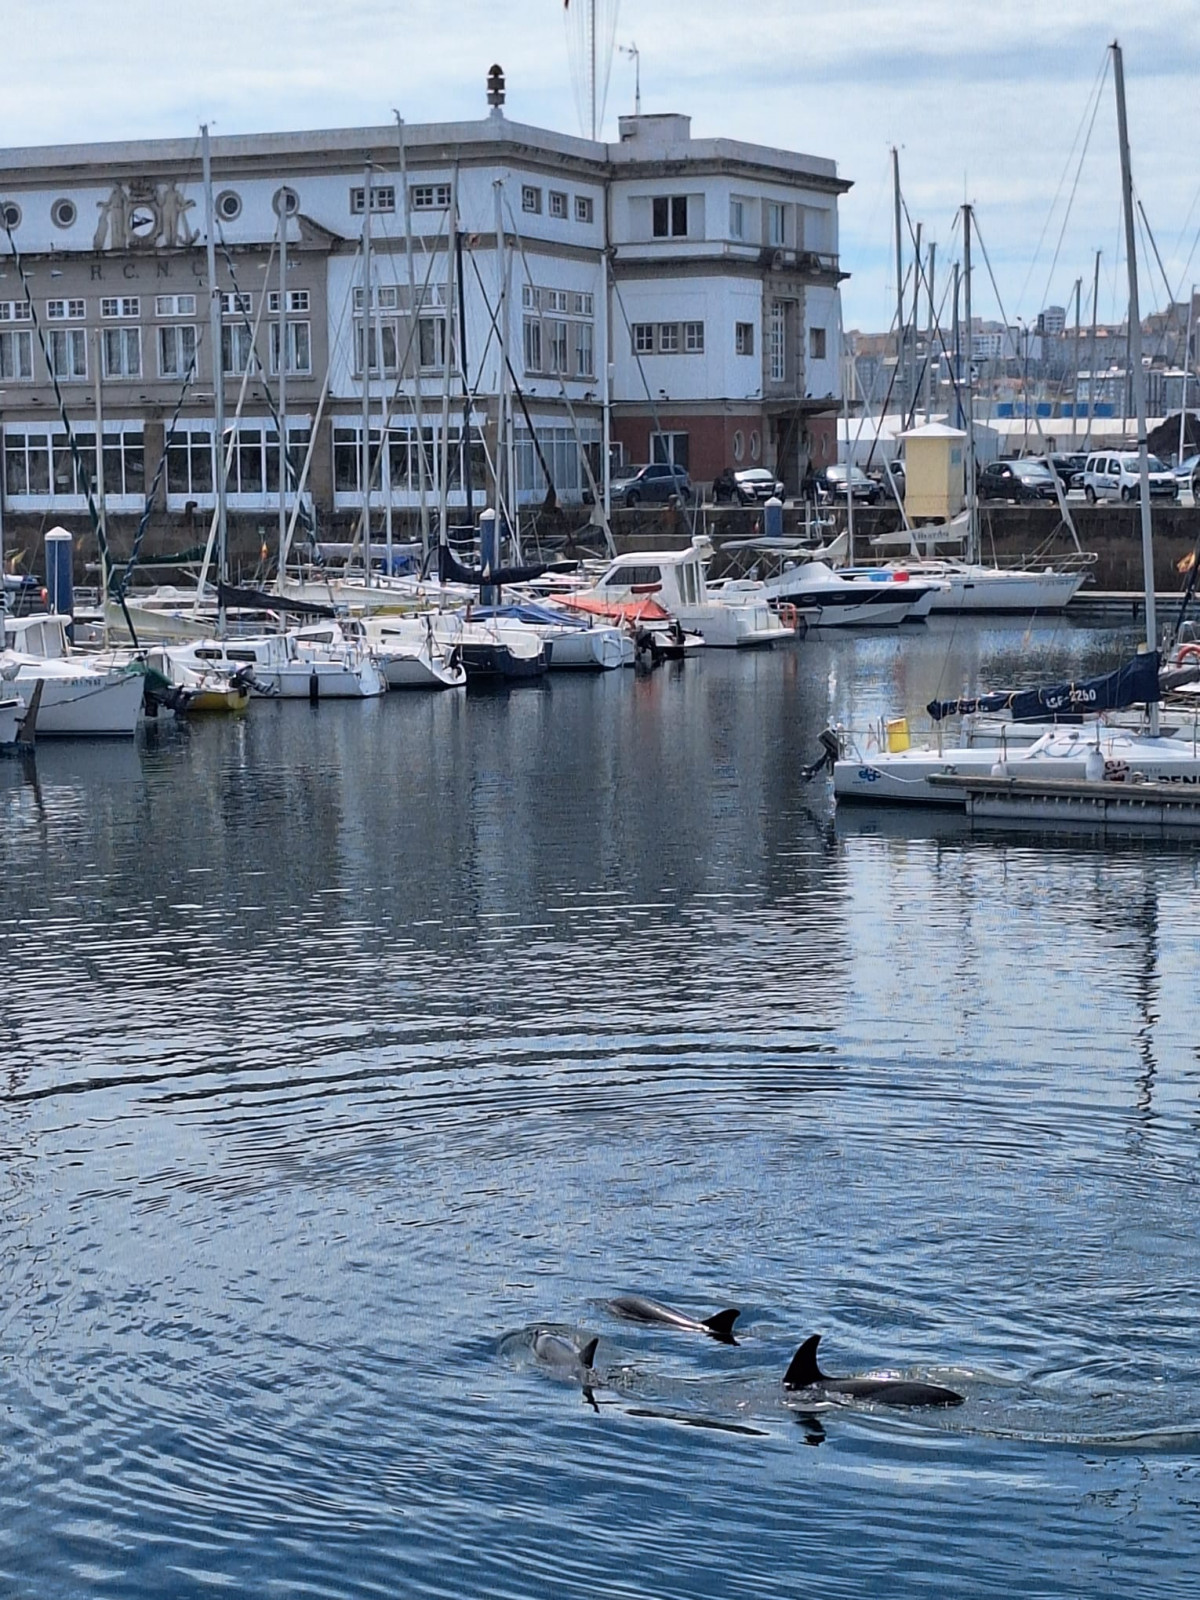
[716,539,934,627]
[1,613,144,736]
[144,646,253,714]
[883,558,1087,613]
[576,536,794,648]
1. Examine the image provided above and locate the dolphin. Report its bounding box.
[529,1327,601,1409]
[606,1295,741,1345]
[782,1334,965,1409]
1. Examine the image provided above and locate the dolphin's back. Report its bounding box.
[608,1295,740,1344]
[783,1334,964,1408]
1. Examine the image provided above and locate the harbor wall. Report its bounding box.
[4,501,1198,597]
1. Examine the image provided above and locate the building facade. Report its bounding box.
[0,92,848,561]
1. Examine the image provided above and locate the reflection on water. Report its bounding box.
[1,620,1198,1599]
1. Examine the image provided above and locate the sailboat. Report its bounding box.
[832,40,1200,809]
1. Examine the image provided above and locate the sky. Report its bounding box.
[3,0,1199,335]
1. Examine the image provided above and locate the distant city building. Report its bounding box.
[1039,305,1067,336]
[0,94,849,548]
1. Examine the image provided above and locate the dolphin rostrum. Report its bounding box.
[607,1295,741,1345]
[782,1334,964,1408]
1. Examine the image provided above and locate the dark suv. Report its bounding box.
[611,462,693,507]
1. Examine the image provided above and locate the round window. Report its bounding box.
[216,190,242,222]
[749,430,761,462]
[0,200,21,230]
[732,429,745,462]
[51,198,77,229]
[272,187,299,217]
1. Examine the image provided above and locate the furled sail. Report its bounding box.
[927,652,1161,723]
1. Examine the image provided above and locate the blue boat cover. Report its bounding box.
[927,652,1160,722]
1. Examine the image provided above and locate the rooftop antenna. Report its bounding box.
[565,0,620,140]
[620,41,641,114]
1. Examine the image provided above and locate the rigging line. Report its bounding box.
[215,232,312,527]
[1035,51,1111,316]
[502,193,613,536]
[1019,48,1111,312]
[972,215,1082,551]
[1133,199,1177,371]
[118,328,204,596]
[2,221,140,650]
[1135,194,1177,311]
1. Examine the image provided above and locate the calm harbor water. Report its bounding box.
[2,617,1198,1599]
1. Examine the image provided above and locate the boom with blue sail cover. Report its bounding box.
[927,652,1161,723]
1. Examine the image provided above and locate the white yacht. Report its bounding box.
[162,627,387,700]
[579,537,794,648]
[2,614,144,736]
[717,539,935,627]
[361,614,466,690]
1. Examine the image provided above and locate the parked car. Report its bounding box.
[609,462,694,507]
[712,466,786,505]
[1043,452,1087,490]
[1173,452,1200,494]
[816,464,880,504]
[977,459,1060,503]
[873,458,905,498]
[1081,451,1178,503]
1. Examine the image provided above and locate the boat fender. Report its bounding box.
[309,669,320,706]
[1084,747,1104,782]
[990,760,1008,778]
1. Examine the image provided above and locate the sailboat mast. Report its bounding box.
[962,203,977,564]
[1086,250,1100,451]
[892,148,904,413]
[396,115,431,565]
[1112,36,1158,733]
[202,125,228,632]
[361,160,373,587]
[277,198,288,588]
[1071,276,1082,448]
[924,240,936,423]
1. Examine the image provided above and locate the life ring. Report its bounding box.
[777,602,799,630]
[1174,643,1200,665]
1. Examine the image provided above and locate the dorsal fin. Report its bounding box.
[783,1334,825,1390]
[579,1336,599,1370]
[701,1308,741,1344]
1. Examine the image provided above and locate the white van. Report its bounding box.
[1082,451,1178,503]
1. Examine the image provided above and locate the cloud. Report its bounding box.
[1,0,1196,328]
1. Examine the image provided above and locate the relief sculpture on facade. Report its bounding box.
[94,180,198,251]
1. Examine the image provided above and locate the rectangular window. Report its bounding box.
[46,299,86,321]
[632,323,654,355]
[355,319,401,376]
[573,321,594,378]
[221,322,255,377]
[158,323,197,378]
[658,323,680,354]
[0,301,32,322]
[166,426,214,497]
[101,296,139,318]
[270,321,312,375]
[545,289,570,313]
[0,328,33,380]
[523,315,543,372]
[521,284,541,310]
[735,321,754,356]
[220,291,253,316]
[350,185,396,213]
[730,198,745,240]
[651,431,689,469]
[155,294,196,317]
[521,185,542,214]
[46,327,87,379]
[809,326,827,360]
[418,316,446,369]
[573,292,594,316]
[102,326,141,379]
[684,321,704,353]
[575,195,594,223]
[410,183,451,210]
[767,202,786,247]
[652,195,688,238]
[546,319,569,374]
[769,301,786,383]
[268,289,311,314]
[549,191,567,219]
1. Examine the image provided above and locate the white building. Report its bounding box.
[0,82,848,560]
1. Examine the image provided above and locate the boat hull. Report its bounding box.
[4,668,144,737]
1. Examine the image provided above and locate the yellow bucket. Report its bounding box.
[885,717,910,753]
